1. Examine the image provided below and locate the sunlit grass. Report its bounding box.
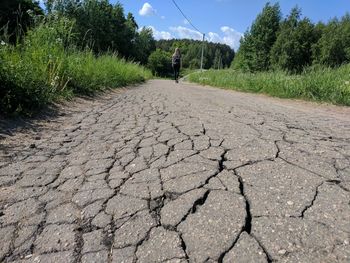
[0,18,152,115]
[188,66,350,106]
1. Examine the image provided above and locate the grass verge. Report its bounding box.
[0,18,152,116]
[187,66,350,106]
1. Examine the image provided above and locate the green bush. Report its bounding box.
[147,49,172,77]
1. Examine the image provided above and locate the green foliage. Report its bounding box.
[155,39,234,69]
[45,0,155,63]
[312,14,350,67]
[53,0,127,53]
[188,66,350,106]
[132,27,156,65]
[213,49,223,69]
[234,2,281,71]
[0,18,151,115]
[67,51,150,93]
[147,49,172,77]
[233,4,350,72]
[0,0,43,43]
[270,7,319,73]
[0,18,72,114]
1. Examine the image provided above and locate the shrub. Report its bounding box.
[147,49,172,77]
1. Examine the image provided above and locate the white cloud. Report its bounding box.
[207,32,222,43]
[169,26,203,40]
[139,3,156,17]
[148,26,173,40]
[207,26,243,50]
[220,26,243,50]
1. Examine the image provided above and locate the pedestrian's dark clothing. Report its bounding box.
[173,63,180,81]
[172,54,181,82]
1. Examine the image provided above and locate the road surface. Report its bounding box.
[0,79,349,262]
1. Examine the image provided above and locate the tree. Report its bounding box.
[213,49,223,69]
[132,27,156,64]
[233,2,281,71]
[126,12,138,30]
[270,7,318,73]
[0,0,43,43]
[47,0,134,56]
[78,0,128,53]
[148,49,172,76]
[312,14,350,67]
[183,43,201,69]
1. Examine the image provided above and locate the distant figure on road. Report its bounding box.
[172,48,181,83]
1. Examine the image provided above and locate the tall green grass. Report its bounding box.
[0,18,152,115]
[188,66,350,106]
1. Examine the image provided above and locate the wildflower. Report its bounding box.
[1,41,5,46]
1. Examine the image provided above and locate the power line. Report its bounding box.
[171,0,203,34]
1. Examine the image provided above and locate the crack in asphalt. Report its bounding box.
[300,182,324,218]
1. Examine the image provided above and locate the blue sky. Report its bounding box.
[113,0,349,50]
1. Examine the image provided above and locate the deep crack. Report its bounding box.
[149,195,165,225]
[300,182,323,218]
[234,171,252,234]
[178,232,190,260]
[174,190,210,228]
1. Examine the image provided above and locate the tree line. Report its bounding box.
[156,39,234,70]
[148,39,235,76]
[233,3,350,73]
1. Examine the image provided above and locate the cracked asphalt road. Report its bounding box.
[0,79,350,263]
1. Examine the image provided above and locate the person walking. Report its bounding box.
[172,48,181,83]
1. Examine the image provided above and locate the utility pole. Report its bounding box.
[200,33,205,71]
